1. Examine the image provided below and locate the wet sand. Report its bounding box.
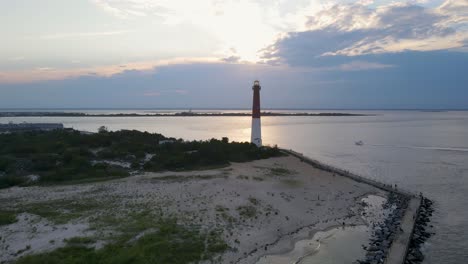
[256,195,391,264]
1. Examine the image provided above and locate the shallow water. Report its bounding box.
[2,110,468,263]
[255,194,388,264]
[256,225,369,264]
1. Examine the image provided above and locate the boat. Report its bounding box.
[355,140,364,146]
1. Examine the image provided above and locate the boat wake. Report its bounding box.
[370,144,468,153]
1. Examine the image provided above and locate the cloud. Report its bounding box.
[91,0,171,19]
[36,67,55,71]
[262,0,468,66]
[305,3,378,31]
[39,30,130,40]
[221,56,241,63]
[90,0,316,61]
[1,53,467,109]
[143,91,161,97]
[143,89,188,97]
[174,89,189,95]
[0,57,218,84]
[305,1,459,38]
[438,0,468,27]
[8,56,25,61]
[261,29,370,66]
[338,61,394,71]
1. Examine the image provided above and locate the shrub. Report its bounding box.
[0,210,17,226]
[0,129,283,188]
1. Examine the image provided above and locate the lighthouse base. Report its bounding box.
[251,118,262,147]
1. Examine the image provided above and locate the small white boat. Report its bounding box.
[355,140,364,146]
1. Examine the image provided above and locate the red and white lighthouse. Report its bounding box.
[251,80,262,147]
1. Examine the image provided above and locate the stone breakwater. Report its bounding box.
[356,192,410,264]
[405,197,434,264]
[280,149,434,264]
[279,149,415,197]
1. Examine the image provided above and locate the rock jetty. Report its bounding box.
[405,197,434,264]
[356,192,410,264]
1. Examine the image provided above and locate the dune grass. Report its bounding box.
[21,199,101,224]
[16,212,228,264]
[0,210,17,226]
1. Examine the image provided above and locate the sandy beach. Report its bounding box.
[0,155,389,263]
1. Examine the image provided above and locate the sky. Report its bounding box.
[0,0,467,109]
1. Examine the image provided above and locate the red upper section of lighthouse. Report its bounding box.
[252,80,261,119]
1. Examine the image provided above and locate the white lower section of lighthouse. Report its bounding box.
[251,118,262,147]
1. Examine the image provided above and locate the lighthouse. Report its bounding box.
[251,80,262,147]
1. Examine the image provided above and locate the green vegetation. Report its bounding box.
[17,212,228,264]
[64,237,96,245]
[248,197,260,206]
[254,166,296,177]
[152,174,227,182]
[236,205,257,219]
[0,129,283,188]
[0,210,17,226]
[215,206,235,224]
[21,199,100,224]
[269,167,294,176]
[281,179,303,187]
[236,175,249,180]
[215,205,229,212]
[16,245,31,256]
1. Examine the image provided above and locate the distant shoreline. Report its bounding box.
[0,111,369,117]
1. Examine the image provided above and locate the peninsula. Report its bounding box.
[0,111,368,117]
[0,129,431,264]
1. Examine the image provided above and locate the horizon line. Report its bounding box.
[0,108,467,111]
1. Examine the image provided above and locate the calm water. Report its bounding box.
[1,110,468,263]
[257,226,369,264]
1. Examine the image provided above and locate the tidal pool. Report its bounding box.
[256,194,388,264]
[256,225,369,264]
